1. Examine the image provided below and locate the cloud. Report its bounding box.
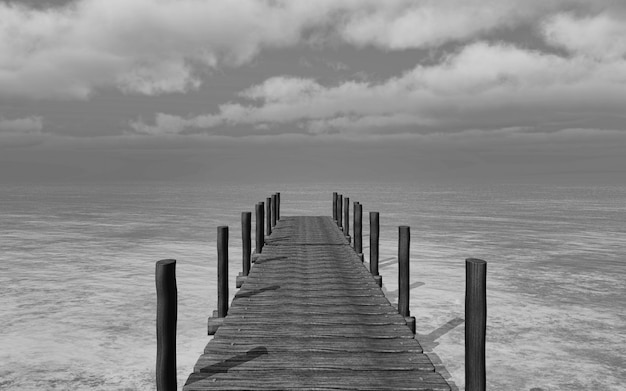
[2,0,621,100]
[0,116,43,133]
[130,113,221,135]
[137,38,626,135]
[0,0,327,99]
[240,76,324,102]
[333,0,615,50]
[543,12,626,60]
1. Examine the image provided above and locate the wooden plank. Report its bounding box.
[205,338,424,354]
[228,301,397,313]
[223,313,408,325]
[184,370,450,390]
[193,351,435,372]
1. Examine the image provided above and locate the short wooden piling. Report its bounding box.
[344,197,350,242]
[236,212,251,288]
[276,192,280,221]
[155,259,177,391]
[370,212,381,286]
[266,197,272,236]
[271,194,277,228]
[332,192,338,221]
[398,226,415,333]
[355,203,363,256]
[255,202,264,254]
[338,194,343,229]
[466,258,487,391]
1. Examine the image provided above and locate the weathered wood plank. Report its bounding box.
[214,324,415,338]
[193,351,435,372]
[227,303,398,315]
[185,370,450,390]
[205,338,424,354]
[223,313,408,325]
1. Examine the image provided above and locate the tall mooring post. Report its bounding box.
[266,197,272,236]
[208,226,228,335]
[338,194,343,229]
[466,258,487,391]
[370,212,381,286]
[155,259,177,391]
[354,202,363,262]
[271,194,277,228]
[255,202,264,254]
[398,226,415,333]
[344,197,350,243]
[236,212,251,288]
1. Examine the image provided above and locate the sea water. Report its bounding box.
[1,182,624,390]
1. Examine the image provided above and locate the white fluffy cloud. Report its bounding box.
[135,38,626,135]
[130,112,221,135]
[2,0,622,100]
[0,116,43,133]
[544,12,626,60]
[0,0,326,99]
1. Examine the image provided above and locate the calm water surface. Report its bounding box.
[1,182,624,390]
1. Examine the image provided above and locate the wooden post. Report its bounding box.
[370,212,381,286]
[466,258,487,391]
[338,194,343,229]
[332,192,338,221]
[237,212,251,288]
[271,194,277,228]
[344,197,350,242]
[266,197,272,236]
[355,203,362,255]
[242,212,251,276]
[398,226,415,333]
[217,226,228,318]
[255,202,264,254]
[156,259,177,391]
[208,226,229,335]
[352,202,357,249]
[276,192,280,221]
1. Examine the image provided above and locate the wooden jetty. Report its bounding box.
[155,192,487,391]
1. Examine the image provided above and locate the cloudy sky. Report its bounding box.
[1,0,625,183]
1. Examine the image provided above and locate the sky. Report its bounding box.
[1,0,625,184]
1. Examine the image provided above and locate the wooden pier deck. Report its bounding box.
[183,216,451,390]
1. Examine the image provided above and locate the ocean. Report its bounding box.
[1,182,624,390]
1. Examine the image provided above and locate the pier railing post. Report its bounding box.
[352,202,357,249]
[271,194,277,228]
[255,202,264,254]
[337,194,343,230]
[208,226,228,335]
[332,192,338,222]
[217,226,229,318]
[266,197,272,236]
[370,212,381,286]
[466,258,487,391]
[236,212,251,288]
[398,226,415,333]
[355,203,363,261]
[156,259,177,391]
[344,197,350,243]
